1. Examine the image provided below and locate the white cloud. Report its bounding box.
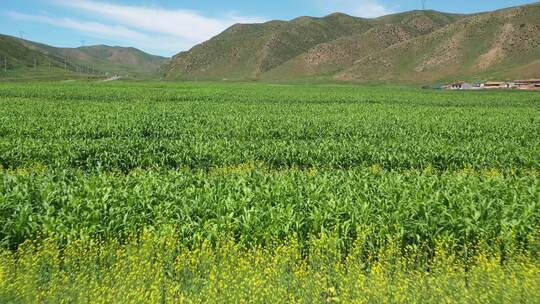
[7,0,266,56]
[321,0,394,18]
[53,0,264,43]
[7,12,148,41]
[7,11,191,55]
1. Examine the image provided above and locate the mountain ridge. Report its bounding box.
[163,3,540,83]
[0,34,168,79]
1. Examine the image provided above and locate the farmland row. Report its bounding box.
[1,85,539,171]
[1,168,538,251]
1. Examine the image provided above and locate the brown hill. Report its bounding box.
[336,4,540,82]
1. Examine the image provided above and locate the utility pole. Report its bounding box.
[64,57,67,71]
[4,57,7,72]
[422,0,427,10]
[34,58,37,71]
[19,31,25,39]
[48,57,51,70]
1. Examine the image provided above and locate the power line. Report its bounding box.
[19,31,25,39]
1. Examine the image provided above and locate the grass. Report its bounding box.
[0,81,539,302]
[0,66,104,82]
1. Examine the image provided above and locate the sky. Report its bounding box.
[2,0,538,57]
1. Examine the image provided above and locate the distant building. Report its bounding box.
[484,82,510,89]
[443,82,475,90]
[514,79,540,90]
[441,80,538,91]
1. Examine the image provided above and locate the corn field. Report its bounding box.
[0,82,539,303]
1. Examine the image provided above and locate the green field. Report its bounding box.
[0,82,539,303]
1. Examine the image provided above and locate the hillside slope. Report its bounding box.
[263,11,463,80]
[162,13,375,80]
[0,35,167,79]
[337,4,540,82]
[163,3,540,83]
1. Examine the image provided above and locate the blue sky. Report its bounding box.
[2,0,537,56]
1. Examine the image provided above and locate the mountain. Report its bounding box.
[162,3,540,83]
[0,34,168,79]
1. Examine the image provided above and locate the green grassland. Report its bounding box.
[0,82,539,303]
[0,34,168,81]
[0,66,104,82]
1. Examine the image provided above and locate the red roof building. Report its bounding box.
[514,79,540,90]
